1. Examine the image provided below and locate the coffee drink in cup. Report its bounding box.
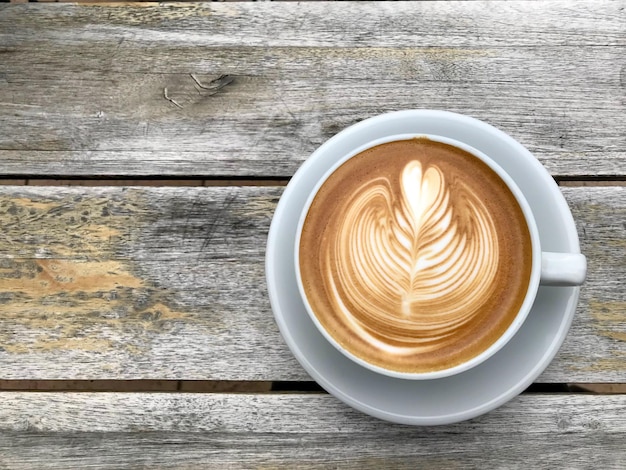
[298,138,533,374]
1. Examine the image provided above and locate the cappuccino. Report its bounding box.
[298,138,533,373]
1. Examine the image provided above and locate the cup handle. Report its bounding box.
[540,252,587,286]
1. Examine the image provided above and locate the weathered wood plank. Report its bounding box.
[0,393,624,468]
[0,185,623,381]
[3,2,623,47]
[0,1,624,177]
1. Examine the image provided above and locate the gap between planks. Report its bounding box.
[0,380,624,394]
[0,178,624,187]
[0,178,290,187]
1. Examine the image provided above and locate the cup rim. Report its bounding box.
[294,133,542,380]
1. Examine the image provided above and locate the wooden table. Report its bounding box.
[0,1,625,467]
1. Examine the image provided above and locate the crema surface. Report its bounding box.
[299,139,533,373]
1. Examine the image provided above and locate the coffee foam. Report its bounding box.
[299,138,533,373]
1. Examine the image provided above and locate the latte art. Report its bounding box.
[299,138,533,373]
[327,161,499,354]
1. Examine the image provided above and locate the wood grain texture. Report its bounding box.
[0,1,624,177]
[0,392,624,468]
[0,185,623,381]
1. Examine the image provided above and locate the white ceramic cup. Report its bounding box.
[294,133,586,380]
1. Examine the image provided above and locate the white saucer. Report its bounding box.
[266,110,582,425]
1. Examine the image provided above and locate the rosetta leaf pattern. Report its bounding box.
[326,161,499,352]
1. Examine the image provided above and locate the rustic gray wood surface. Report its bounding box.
[0,393,624,468]
[0,1,624,177]
[0,0,625,467]
[0,185,623,381]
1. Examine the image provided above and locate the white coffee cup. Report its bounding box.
[294,133,586,380]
